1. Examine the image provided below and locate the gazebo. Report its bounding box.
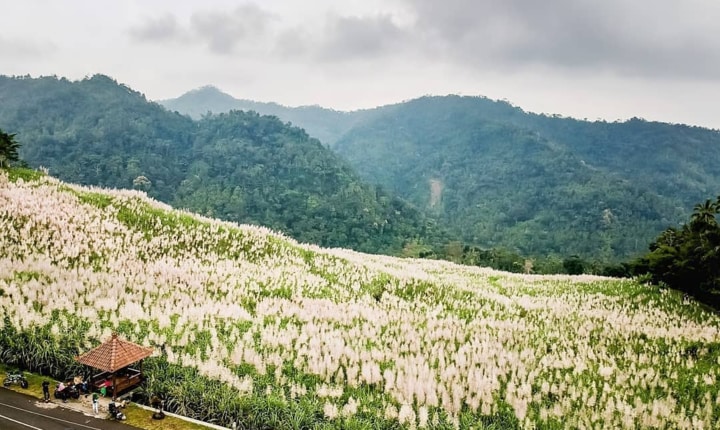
[76,333,154,398]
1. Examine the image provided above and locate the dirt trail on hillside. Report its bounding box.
[429,178,443,208]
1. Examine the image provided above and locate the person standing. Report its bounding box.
[92,391,99,415]
[42,380,50,402]
[57,381,67,403]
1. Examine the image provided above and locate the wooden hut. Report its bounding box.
[76,333,153,398]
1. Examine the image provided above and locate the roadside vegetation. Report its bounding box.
[0,363,208,430]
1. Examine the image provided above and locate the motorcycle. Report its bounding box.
[108,401,127,420]
[3,372,29,389]
[54,382,80,401]
[76,379,90,395]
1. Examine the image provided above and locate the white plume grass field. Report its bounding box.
[1,169,719,429]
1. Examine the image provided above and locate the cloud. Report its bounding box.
[128,3,275,55]
[273,27,311,59]
[0,36,55,58]
[190,4,275,54]
[316,14,407,61]
[124,0,720,81]
[397,0,720,79]
[129,14,183,42]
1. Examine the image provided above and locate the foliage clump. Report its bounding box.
[635,196,720,309]
[0,129,21,168]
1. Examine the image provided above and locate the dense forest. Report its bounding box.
[332,97,690,260]
[165,89,720,263]
[0,75,441,255]
[634,196,720,308]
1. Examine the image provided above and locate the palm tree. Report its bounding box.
[0,129,21,168]
[691,199,718,227]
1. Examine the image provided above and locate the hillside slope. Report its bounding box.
[334,97,688,260]
[423,96,720,208]
[1,169,719,429]
[0,75,439,254]
[163,89,720,261]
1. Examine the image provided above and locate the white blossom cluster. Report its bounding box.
[1,171,720,429]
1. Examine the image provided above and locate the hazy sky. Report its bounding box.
[2,0,719,128]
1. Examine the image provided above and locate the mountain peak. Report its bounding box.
[177,85,236,101]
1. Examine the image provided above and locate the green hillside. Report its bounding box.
[1,168,719,429]
[163,89,720,262]
[333,96,689,260]
[525,116,720,208]
[414,95,720,208]
[0,75,440,254]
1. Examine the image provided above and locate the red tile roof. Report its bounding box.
[76,333,153,372]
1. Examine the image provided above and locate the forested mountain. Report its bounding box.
[409,95,720,209]
[0,75,440,254]
[159,85,373,146]
[332,98,678,259]
[162,90,720,261]
[331,96,720,260]
[6,76,720,263]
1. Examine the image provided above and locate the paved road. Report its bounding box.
[0,387,138,430]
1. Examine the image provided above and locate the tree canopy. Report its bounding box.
[635,196,720,308]
[163,91,720,263]
[0,129,20,167]
[333,96,697,261]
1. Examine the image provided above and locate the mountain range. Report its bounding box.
[160,85,720,261]
[0,75,439,255]
[2,74,719,263]
[159,85,373,146]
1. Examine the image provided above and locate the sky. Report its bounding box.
[2,0,720,128]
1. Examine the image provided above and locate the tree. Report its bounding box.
[563,255,586,275]
[133,175,152,191]
[691,199,718,228]
[636,196,720,309]
[0,129,21,168]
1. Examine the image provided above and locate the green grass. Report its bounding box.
[0,363,48,398]
[73,189,115,209]
[124,404,210,430]
[4,167,44,182]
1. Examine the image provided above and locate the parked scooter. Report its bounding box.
[108,401,127,420]
[71,376,90,395]
[54,382,80,401]
[3,372,29,389]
